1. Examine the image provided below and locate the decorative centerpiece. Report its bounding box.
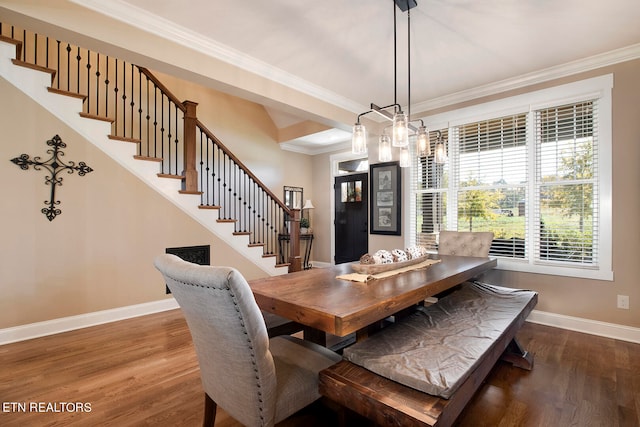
[351,246,430,274]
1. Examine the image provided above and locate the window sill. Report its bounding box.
[494,258,613,281]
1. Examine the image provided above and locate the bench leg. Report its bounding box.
[501,338,534,370]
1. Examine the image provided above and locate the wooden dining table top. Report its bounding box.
[249,254,497,338]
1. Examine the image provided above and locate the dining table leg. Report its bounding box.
[303,327,327,347]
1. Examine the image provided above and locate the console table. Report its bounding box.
[278,233,314,270]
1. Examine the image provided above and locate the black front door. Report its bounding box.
[334,173,368,264]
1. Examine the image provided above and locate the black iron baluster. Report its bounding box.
[199,130,205,204]
[138,67,142,143]
[56,40,61,89]
[215,143,220,208]
[22,29,25,63]
[222,152,228,219]
[145,75,150,157]
[34,32,37,65]
[76,46,81,93]
[45,36,49,69]
[121,60,126,137]
[65,44,71,92]
[86,49,91,113]
[174,104,179,176]
[153,84,158,158]
[167,100,172,174]
[95,54,100,117]
[160,92,165,170]
[114,58,119,136]
[130,64,135,139]
[104,56,109,117]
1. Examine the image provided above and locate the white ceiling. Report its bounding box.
[85,0,640,152]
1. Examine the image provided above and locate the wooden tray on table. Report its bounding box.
[351,254,432,275]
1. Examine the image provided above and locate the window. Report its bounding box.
[411,75,613,279]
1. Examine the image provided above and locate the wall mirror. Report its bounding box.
[283,186,303,210]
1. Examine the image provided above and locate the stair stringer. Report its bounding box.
[0,41,286,277]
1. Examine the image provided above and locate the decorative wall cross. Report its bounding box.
[10,134,94,221]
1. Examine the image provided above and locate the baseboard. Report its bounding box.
[527,310,640,344]
[311,260,331,269]
[0,298,179,345]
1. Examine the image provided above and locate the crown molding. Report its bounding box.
[279,140,351,155]
[71,0,364,114]
[412,43,640,114]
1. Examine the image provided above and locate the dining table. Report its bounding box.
[249,254,497,346]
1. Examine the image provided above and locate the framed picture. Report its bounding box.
[370,161,401,235]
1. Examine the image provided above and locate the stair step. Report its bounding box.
[248,243,265,248]
[47,87,86,100]
[79,112,114,123]
[275,263,290,269]
[233,231,251,236]
[133,155,162,162]
[216,219,237,223]
[108,135,141,144]
[262,253,276,258]
[198,205,221,210]
[178,190,203,195]
[12,59,55,83]
[0,35,22,60]
[157,173,182,180]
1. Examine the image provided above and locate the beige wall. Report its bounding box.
[0,70,311,328]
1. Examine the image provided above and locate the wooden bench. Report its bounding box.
[319,282,538,427]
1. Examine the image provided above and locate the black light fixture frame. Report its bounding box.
[354,0,420,133]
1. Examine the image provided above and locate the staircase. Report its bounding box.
[0,25,298,277]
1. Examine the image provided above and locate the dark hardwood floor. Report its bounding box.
[0,309,638,426]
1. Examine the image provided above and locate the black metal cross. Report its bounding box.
[10,134,94,221]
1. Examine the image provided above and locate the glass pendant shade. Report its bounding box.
[378,134,392,162]
[416,126,430,157]
[392,112,408,147]
[399,146,411,167]
[434,142,448,164]
[352,123,367,154]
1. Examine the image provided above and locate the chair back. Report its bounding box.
[438,230,494,257]
[154,254,277,426]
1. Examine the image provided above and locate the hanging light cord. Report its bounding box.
[407,5,411,123]
[393,0,397,112]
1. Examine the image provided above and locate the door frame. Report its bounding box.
[329,151,369,266]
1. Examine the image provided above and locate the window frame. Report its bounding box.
[411,74,613,280]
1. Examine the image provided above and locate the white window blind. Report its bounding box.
[454,114,528,258]
[534,101,598,266]
[414,129,449,251]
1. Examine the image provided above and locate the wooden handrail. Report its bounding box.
[196,119,292,215]
[138,67,187,113]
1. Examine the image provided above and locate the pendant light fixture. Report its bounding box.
[433,130,448,164]
[351,0,430,167]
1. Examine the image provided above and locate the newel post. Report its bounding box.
[182,100,199,193]
[288,208,302,272]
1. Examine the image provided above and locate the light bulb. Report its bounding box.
[416,126,430,157]
[378,134,392,162]
[392,112,408,147]
[399,147,411,167]
[352,123,367,154]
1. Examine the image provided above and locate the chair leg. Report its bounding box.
[203,393,217,427]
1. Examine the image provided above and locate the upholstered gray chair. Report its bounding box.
[154,254,341,427]
[438,230,494,257]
